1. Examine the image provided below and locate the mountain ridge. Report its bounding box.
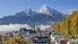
[0,5,64,25]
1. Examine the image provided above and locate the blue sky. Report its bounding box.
[0,0,78,18]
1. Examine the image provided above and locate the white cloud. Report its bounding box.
[0,24,51,32]
[61,8,78,15]
[0,24,31,32]
[38,24,51,30]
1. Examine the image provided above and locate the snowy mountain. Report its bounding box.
[0,5,63,25]
[38,5,63,16]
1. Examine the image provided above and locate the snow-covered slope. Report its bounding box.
[38,5,63,16]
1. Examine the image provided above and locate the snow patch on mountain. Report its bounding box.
[38,5,62,17]
[39,5,52,15]
[25,8,35,16]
